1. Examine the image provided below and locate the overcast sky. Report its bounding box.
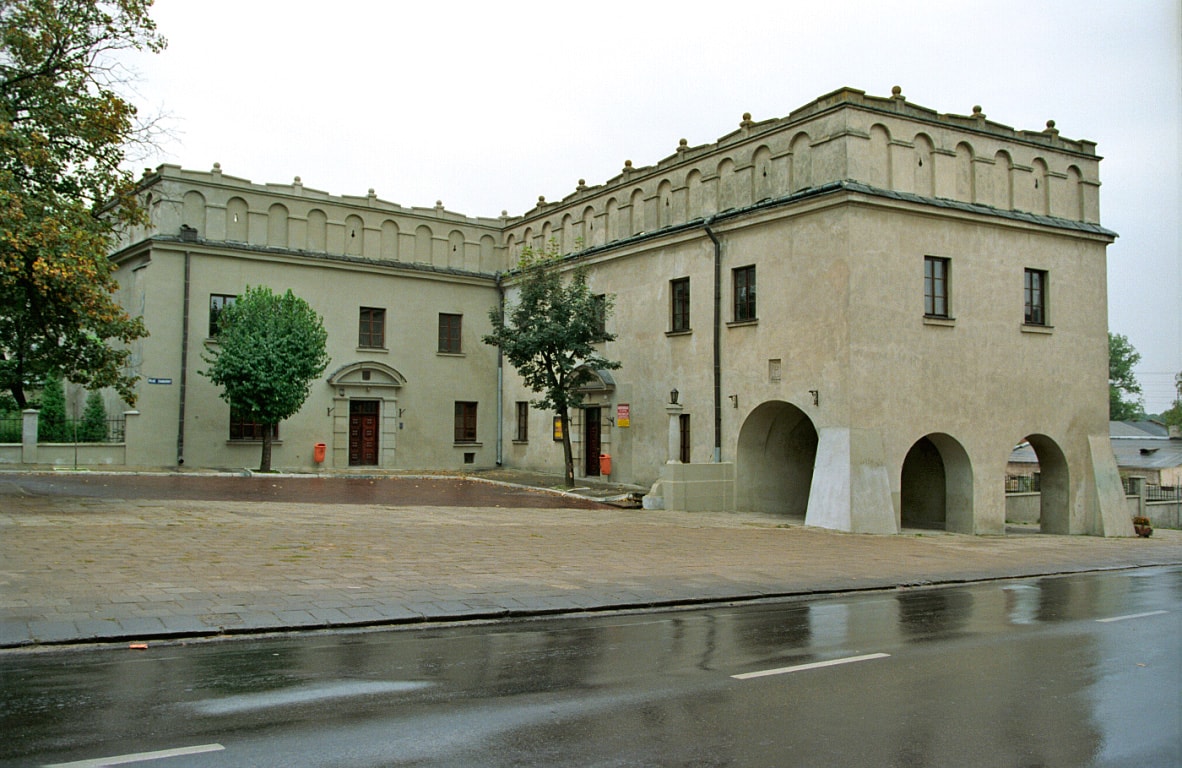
[125,0,1181,412]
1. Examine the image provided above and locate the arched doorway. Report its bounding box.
[1019,434,1070,534]
[736,401,818,519]
[325,362,407,468]
[901,433,974,533]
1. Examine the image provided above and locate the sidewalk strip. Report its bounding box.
[1096,610,1168,623]
[43,743,225,767]
[732,652,890,680]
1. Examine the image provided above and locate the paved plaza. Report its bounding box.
[2,470,1180,648]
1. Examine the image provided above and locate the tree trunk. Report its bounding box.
[559,407,574,487]
[260,426,273,472]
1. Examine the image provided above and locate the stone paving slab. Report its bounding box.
[2,488,1181,648]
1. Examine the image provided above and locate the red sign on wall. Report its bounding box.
[617,403,630,428]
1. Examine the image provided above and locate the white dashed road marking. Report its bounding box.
[43,743,225,767]
[732,652,891,680]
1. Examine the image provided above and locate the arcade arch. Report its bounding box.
[735,401,818,519]
[900,433,974,533]
[1015,434,1071,534]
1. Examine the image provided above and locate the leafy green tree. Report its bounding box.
[200,286,329,472]
[483,242,621,486]
[0,0,164,408]
[1161,371,1182,429]
[1108,332,1144,421]
[78,389,109,441]
[38,371,66,442]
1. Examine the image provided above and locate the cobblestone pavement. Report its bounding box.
[2,470,1180,648]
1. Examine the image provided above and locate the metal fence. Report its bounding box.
[1005,474,1040,493]
[0,416,125,443]
[0,416,19,443]
[56,417,126,443]
[1146,484,1181,503]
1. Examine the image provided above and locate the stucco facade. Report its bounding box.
[104,87,1129,536]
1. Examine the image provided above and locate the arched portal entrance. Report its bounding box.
[736,401,817,519]
[1019,434,1070,534]
[901,433,974,533]
[325,361,406,468]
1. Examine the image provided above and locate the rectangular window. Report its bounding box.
[733,265,756,321]
[439,313,462,353]
[515,401,529,442]
[209,294,236,337]
[592,294,608,340]
[1024,269,1047,325]
[671,277,690,332]
[454,401,477,443]
[229,406,278,441]
[358,307,385,348]
[924,256,950,317]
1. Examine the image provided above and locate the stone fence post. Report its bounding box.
[21,409,38,464]
[122,410,141,466]
[1126,475,1146,518]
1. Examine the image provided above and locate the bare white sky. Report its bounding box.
[126,0,1182,411]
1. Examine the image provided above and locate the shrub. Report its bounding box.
[38,374,67,442]
[78,391,109,442]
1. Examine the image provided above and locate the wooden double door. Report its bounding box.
[349,400,380,466]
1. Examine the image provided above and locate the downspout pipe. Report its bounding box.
[703,219,722,463]
[177,250,191,465]
[494,272,504,467]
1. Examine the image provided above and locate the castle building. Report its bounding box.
[107,87,1130,536]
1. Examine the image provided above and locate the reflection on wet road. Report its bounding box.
[3,474,607,509]
[3,567,1179,767]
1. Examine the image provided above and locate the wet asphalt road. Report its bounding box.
[2,567,1179,767]
[1,474,608,509]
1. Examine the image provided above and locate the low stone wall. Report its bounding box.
[0,442,126,466]
[1005,492,1040,523]
[1145,500,1181,530]
[649,462,736,512]
[1007,489,1179,530]
[31,443,127,467]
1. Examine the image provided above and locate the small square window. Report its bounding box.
[439,313,462,353]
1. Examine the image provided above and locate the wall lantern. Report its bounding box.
[669,388,679,405]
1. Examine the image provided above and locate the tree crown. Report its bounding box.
[483,242,620,414]
[200,286,330,426]
[1108,332,1144,421]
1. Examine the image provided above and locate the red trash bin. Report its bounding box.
[599,453,612,476]
[313,442,327,463]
